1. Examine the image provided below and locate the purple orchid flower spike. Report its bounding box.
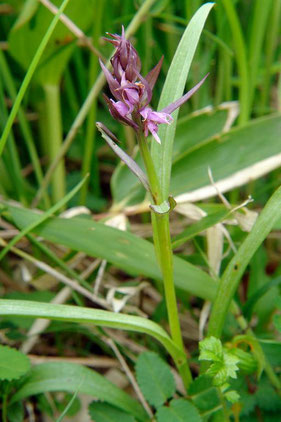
[99,27,208,144]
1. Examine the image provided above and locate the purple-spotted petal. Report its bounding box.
[161,73,209,115]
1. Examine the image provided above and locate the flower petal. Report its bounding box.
[161,73,209,115]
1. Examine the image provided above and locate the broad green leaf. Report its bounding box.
[0,175,88,261]
[136,352,176,408]
[112,104,234,205]
[10,362,146,421]
[8,0,94,85]
[113,113,281,208]
[0,299,183,368]
[170,114,281,198]
[88,402,135,422]
[6,203,217,301]
[151,2,214,199]
[0,345,30,381]
[156,399,202,422]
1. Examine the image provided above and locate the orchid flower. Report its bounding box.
[100,27,208,144]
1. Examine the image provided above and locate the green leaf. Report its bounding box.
[6,203,217,302]
[0,345,30,381]
[8,0,94,85]
[188,375,220,414]
[199,337,223,362]
[11,362,146,421]
[112,104,233,205]
[151,2,214,199]
[243,276,281,319]
[273,314,281,332]
[88,402,135,422]
[136,352,176,408]
[0,175,88,261]
[13,0,39,29]
[199,337,239,387]
[7,402,24,422]
[172,209,229,249]
[0,299,183,370]
[170,114,281,198]
[224,390,240,403]
[208,184,281,338]
[156,399,202,422]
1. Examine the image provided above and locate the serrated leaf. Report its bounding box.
[0,346,30,381]
[224,353,240,378]
[156,399,202,422]
[88,402,135,422]
[11,362,146,421]
[224,390,240,403]
[199,337,223,362]
[136,352,176,408]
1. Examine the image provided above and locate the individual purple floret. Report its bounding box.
[100,26,208,144]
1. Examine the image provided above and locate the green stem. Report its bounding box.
[220,0,250,124]
[248,0,272,112]
[80,0,105,205]
[0,50,50,208]
[2,393,8,422]
[43,84,65,203]
[137,131,192,389]
[260,0,281,113]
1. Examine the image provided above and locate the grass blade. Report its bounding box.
[0,299,184,367]
[0,174,88,261]
[208,184,281,338]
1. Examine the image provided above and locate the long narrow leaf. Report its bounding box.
[0,0,71,156]
[0,299,183,365]
[208,184,281,338]
[10,361,146,421]
[151,3,214,199]
[6,204,217,301]
[0,175,88,261]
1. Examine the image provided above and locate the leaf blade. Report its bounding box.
[151,2,214,199]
